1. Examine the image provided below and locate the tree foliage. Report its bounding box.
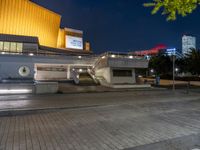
[144,0,200,21]
[149,54,172,75]
[184,49,200,75]
[149,49,200,76]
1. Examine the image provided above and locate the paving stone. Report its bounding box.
[0,91,200,149]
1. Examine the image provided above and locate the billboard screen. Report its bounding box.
[65,35,83,50]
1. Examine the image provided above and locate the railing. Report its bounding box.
[175,51,184,58]
[87,69,99,84]
[0,50,98,59]
[71,70,80,84]
[95,76,109,86]
[99,51,145,59]
[93,51,147,70]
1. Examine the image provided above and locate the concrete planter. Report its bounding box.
[34,82,58,94]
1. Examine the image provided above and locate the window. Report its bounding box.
[113,70,132,77]
[3,42,10,51]
[0,41,3,51]
[0,42,23,53]
[16,43,23,53]
[10,42,17,52]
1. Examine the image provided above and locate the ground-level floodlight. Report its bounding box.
[29,53,34,56]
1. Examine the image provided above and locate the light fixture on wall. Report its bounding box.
[101,56,106,59]
[111,54,116,58]
[29,53,34,56]
[79,69,83,72]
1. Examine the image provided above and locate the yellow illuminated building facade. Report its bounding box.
[0,0,65,49]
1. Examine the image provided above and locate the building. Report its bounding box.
[131,44,167,56]
[0,0,87,52]
[182,35,196,55]
[131,44,184,59]
[0,0,149,92]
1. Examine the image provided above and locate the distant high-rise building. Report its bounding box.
[182,35,196,55]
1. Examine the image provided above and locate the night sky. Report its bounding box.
[33,0,200,54]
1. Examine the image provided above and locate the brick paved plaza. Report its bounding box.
[1,90,200,150]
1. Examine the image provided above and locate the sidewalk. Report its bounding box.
[142,78,200,86]
[1,89,200,150]
[0,89,200,116]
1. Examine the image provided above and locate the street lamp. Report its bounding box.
[175,68,179,73]
[172,49,176,92]
[167,48,176,92]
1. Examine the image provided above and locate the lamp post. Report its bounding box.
[167,48,176,92]
[172,54,175,92]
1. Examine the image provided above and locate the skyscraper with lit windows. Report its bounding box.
[182,35,196,55]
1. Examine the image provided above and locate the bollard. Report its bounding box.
[186,81,190,94]
[155,76,160,86]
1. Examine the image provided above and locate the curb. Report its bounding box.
[60,87,167,94]
[0,104,104,117]
[0,87,167,96]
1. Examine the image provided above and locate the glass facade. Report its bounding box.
[4,42,10,51]
[113,70,133,77]
[0,41,23,53]
[16,43,23,52]
[0,41,3,51]
[10,42,17,52]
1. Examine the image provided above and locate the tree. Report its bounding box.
[175,58,187,73]
[144,0,200,21]
[149,54,172,75]
[185,49,200,75]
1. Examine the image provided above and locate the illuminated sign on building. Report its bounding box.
[166,48,176,56]
[65,35,83,50]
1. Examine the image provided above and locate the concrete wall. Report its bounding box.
[0,54,146,85]
[108,58,148,68]
[0,54,95,66]
[0,83,34,94]
[95,67,136,85]
[35,70,68,80]
[23,43,38,52]
[0,54,95,80]
[95,67,111,83]
[0,82,59,94]
[0,62,34,79]
[35,82,58,94]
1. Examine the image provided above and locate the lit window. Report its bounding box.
[10,42,17,52]
[16,43,23,53]
[3,42,10,51]
[0,41,3,51]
